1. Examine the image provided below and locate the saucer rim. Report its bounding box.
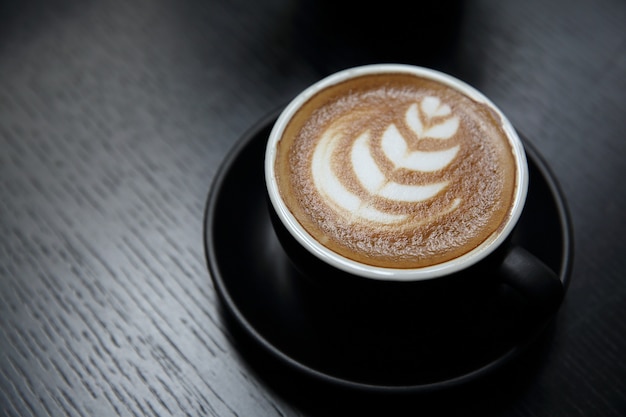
[203,109,574,394]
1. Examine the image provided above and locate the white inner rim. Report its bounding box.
[265,64,528,281]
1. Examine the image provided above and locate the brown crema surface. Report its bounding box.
[274,73,517,268]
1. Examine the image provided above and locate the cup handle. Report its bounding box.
[497,246,564,328]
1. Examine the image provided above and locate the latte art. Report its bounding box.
[274,72,518,269]
[312,96,462,225]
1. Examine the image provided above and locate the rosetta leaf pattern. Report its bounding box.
[312,96,462,225]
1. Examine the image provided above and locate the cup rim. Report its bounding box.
[265,64,529,281]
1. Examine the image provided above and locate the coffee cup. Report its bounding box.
[264,64,563,326]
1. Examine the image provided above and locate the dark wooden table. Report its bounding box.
[2,0,625,416]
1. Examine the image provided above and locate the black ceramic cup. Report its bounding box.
[264,65,563,331]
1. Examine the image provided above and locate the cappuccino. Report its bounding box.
[269,67,521,271]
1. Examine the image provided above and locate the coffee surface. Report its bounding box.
[275,73,517,268]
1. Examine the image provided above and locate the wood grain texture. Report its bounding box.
[1,0,625,416]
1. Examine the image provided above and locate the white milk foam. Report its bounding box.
[276,74,516,268]
[312,96,461,224]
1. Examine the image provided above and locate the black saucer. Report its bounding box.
[203,111,573,394]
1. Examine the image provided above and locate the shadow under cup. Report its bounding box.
[269,204,563,336]
[267,193,564,386]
